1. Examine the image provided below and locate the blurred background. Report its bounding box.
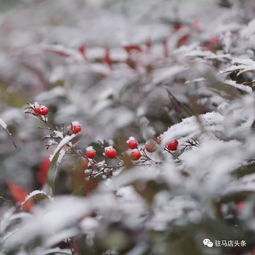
[0,0,253,197]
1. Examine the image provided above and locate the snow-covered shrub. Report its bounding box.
[1,0,255,254]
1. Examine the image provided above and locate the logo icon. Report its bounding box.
[203,239,213,247]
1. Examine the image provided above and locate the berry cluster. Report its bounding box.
[82,136,183,179]
[26,102,200,182]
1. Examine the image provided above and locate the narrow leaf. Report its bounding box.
[0,118,17,148]
[48,134,76,192]
[21,190,51,209]
[7,182,33,211]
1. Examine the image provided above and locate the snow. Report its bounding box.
[161,112,224,145]
[0,118,7,130]
[21,190,52,208]
[49,134,76,162]
[1,0,255,254]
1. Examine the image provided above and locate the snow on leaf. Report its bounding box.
[44,228,78,248]
[34,248,72,255]
[0,118,17,148]
[1,196,90,251]
[180,138,244,192]
[185,49,231,61]
[148,192,201,231]
[152,65,188,86]
[48,134,76,192]
[221,58,255,75]
[161,112,224,145]
[224,80,252,94]
[220,173,255,201]
[0,208,31,235]
[241,19,255,37]
[21,190,52,209]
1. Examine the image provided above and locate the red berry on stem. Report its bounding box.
[105,146,117,159]
[35,104,49,116]
[167,140,179,151]
[70,121,82,134]
[34,105,41,114]
[131,149,142,160]
[39,106,49,115]
[127,137,138,149]
[86,146,96,159]
[145,142,156,153]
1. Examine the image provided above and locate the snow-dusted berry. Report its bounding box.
[127,137,138,149]
[70,121,82,134]
[35,104,49,116]
[86,146,96,159]
[131,149,142,160]
[145,142,156,153]
[105,146,117,159]
[167,140,179,151]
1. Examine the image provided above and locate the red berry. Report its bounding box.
[127,137,138,149]
[39,106,49,115]
[70,121,82,134]
[105,146,117,159]
[35,104,49,115]
[131,149,141,160]
[145,142,156,153]
[35,106,40,114]
[167,140,179,151]
[86,146,96,159]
